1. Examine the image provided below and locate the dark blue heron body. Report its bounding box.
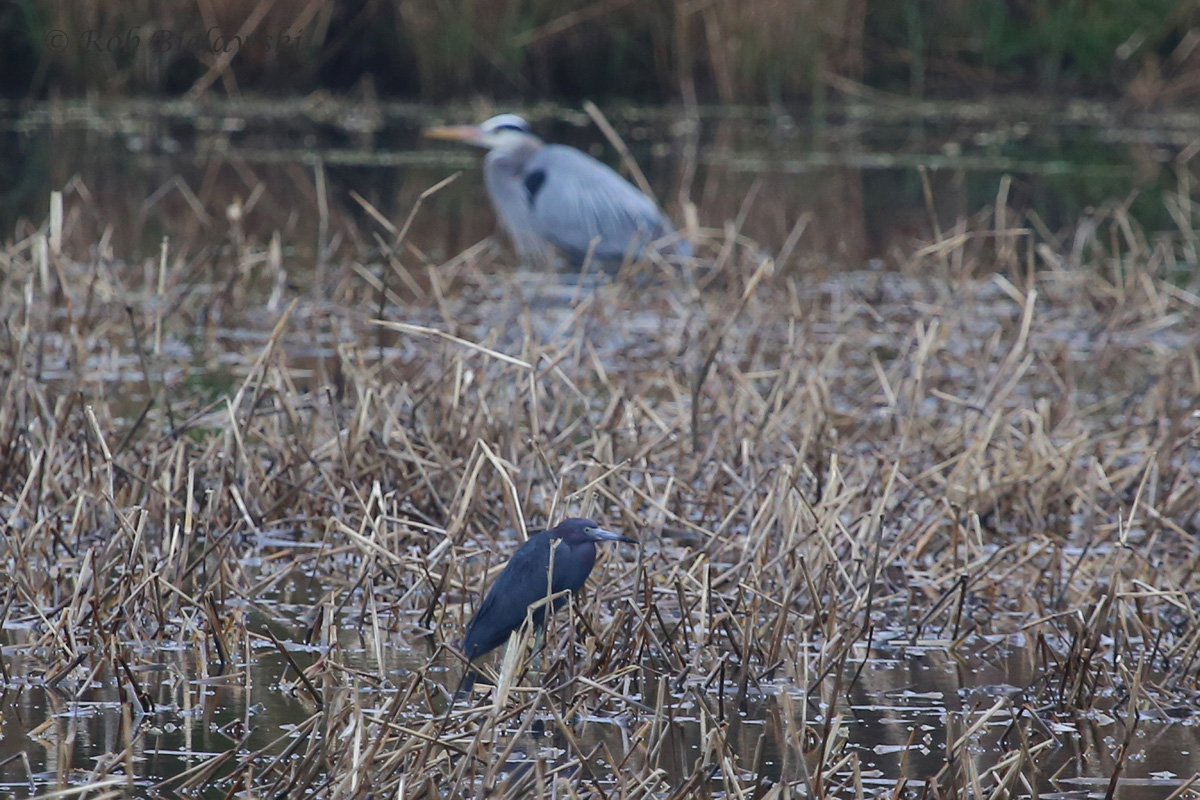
[461,517,636,661]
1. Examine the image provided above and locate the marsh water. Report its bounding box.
[3,567,1200,797]
[3,99,1200,797]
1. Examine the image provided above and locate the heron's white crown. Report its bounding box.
[480,114,532,134]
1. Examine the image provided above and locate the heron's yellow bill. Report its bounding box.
[423,125,481,142]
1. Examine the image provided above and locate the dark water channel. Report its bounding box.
[1,98,1196,269]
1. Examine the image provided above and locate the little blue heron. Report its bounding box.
[461,517,637,661]
[425,114,691,266]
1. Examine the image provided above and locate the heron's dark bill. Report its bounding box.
[424,125,483,143]
[592,527,638,545]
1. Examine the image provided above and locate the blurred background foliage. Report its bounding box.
[0,0,1196,105]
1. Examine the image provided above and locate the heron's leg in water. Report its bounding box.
[531,625,546,672]
[453,668,477,701]
[535,539,560,674]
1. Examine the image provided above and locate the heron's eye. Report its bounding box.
[490,124,526,133]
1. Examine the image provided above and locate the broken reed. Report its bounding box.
[0,182,1198,798]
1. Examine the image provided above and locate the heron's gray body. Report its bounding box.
[489,143,686,265]
[429,115,691,266]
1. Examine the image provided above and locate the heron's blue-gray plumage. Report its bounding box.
[483,138,553,264]
[460,517,635,661]
[520,144,685,265]
[432,114,691,266]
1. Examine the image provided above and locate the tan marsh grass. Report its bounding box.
[0,182,1199,796]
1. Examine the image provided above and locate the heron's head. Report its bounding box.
[424,114,539,150]
[554,517,638,545]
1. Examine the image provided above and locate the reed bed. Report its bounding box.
[1,183,1199,798]
[17,0,1197,104]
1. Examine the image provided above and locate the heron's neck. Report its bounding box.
[484,139,543,175]
[481,137,550,261]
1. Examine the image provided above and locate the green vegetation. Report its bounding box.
[975,0,1182,85]
[2,0,1196,104]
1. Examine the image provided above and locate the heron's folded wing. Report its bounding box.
[462,533,554,656]
[526,145,674,262]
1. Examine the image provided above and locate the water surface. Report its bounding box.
[1,98,1192,273]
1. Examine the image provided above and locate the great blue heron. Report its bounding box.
[425,114,691,266]
[460,517,637,661]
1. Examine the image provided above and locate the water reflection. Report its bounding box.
[6,592,1199,797]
